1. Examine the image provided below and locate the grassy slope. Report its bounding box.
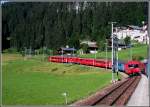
[2,54,113,105]
[80,45,148,61]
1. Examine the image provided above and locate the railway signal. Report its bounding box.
[61,48,63,63]
[94,48,96,66]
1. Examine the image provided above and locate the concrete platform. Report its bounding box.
[127,74,149,106]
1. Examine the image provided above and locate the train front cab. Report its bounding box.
[125,60,144,76]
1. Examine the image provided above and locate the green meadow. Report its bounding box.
[80,44,148,61]
[2,54,114,105]
[2,44,147,105]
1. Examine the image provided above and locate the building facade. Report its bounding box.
[113,25,149,44]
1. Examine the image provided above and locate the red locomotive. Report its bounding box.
[124,60,145,75]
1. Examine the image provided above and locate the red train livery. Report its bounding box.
[124,60,145,75]
[48,56,145,75]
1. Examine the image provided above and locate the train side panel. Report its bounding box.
[95,60,106,68]
[118,61,125,72]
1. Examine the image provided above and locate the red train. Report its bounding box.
[48,56,145,75]
[124,60,146,75]
[48,56,112,68]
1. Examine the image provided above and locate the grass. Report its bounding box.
[2,54,115,105]
[80,44,148,61]
[2,54,24,62]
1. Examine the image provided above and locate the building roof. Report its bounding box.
[61,47,76,51]
[88,43,98,48]
[80,40,98,48]
[127,25,142,30]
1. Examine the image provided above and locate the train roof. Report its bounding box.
[126,60,142,64]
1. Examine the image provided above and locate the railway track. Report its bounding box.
[72,76,141,106]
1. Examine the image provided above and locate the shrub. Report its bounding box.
[80,43,88,53]
[124,36,131,46]
[35,48,53,55]
[133,55,144,61]
[51,68,58,72]
[3,48,18,53]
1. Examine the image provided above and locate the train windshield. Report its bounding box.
[128,64,139,68]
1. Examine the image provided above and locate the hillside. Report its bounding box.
[2,2,148,51]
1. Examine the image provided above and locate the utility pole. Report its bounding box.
[24,47,27,60]
[93,59,94,66]
[130,43,132,60]
[62,48,63,63]
[43,46,46,61]
[95,48,96,59]
[116,50,118,71]
[115,27,119,72]
[29,46,32,58]
[73,46,74,57]
[142,21,147,44]
[116,38,120,80]
[43,47,44,61]
[104,41,108,70]
[111,22,117,83]
[147,1,150,77]
[92,49,96,66]
[128,30,132,61]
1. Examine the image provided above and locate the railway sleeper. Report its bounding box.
[93,77,137,105]
[114,76,141,105]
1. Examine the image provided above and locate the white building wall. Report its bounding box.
[114,28,149,44]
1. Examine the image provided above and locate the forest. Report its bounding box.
[2,2,148,51]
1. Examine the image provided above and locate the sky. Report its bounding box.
[1,0,8,5]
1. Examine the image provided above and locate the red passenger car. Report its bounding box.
[79,58,95,66]
[95,60,105,68]
[48,56,63,63]
[62,57,68,63]
[107,60,112,68]
[67,57,79,63]
[95,59,111,68]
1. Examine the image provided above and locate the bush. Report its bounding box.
[134,43,146,47]
[80,43,88,53]
[36,48,53,55]
[133,55,144,61]
[37,48,44,54]
[51,68,58,72]
[3,48,18,53]
[46,49,53,55]
[124,36,131,46]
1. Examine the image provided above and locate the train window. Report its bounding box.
[128,64,139,68]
